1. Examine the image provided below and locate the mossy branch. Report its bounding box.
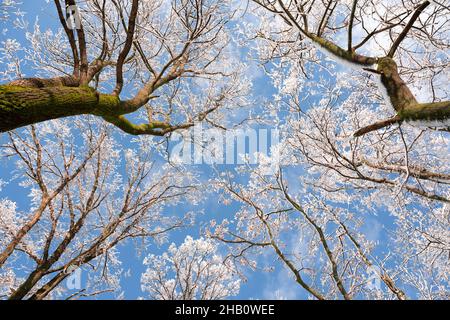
[0,84,170,135]
[355,56,450,136]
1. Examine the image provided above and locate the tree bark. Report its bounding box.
[1,85,96,132]
[376,57,450,123]
[354,58,450,136]
[0,84,126,132]
[0,70,191,135]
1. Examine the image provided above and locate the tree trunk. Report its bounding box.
[0,85,122,132]
[8,266,49,300]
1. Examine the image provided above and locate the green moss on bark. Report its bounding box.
[377,57,418,112]
[399,101,450,122]
[0,85,126,132]
[309,35,377,65]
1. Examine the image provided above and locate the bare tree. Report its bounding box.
[1,0,448,301]
[0,0,248,135]
[251,0,449,135]
[211,158,448,299]
[0,119,197,299]
[141,236,240,300]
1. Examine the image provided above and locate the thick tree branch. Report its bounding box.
[348,0,358,52]
[355,57,450,136]
[388,1,430,58]
[8,76,80,88]
[103,102,221,136]
[54,0,80,76]
[102,115,173,136]
[112,0,139,96]
[66,0,89,84]
[354,115,402,137]
[317,0,333,36]
[360,158,450,183]
[272,0,378,66]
